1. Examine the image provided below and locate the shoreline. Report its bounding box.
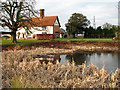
[1,45,120,63]
[1,41,120,54]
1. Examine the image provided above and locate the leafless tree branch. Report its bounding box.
[0,0,39,43]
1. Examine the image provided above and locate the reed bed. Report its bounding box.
[1,50,120,88]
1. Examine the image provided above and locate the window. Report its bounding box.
[42,32,47,34]
[42,26,46,30]
[56,32,59,38]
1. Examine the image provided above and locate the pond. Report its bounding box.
[36,51,120,72]
[59,51,120,72]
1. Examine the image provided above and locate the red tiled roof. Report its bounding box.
[26,16,60,27]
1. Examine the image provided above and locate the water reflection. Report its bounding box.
[60,52,120,72]
[65,53,90,65]
[37,52,120,72]
[34,55,60,64]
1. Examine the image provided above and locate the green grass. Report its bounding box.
[54,38,118,41]
[1,39,51,46]
[11,76,42,88]
[1,38,120,46]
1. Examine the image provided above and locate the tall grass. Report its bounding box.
[1,49,120,88]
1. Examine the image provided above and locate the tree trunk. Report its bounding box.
[72,33,75,38]
[118,32,120,40]
[67,32,70,39]
[11,30,17,43]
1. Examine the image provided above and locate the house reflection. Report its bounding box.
[38,52,92,65]
[36,55,61,64]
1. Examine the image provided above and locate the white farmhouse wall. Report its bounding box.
[60,34,62,38]
[46,26,53,34]
[32,27,42,31]
[16,28,27,39]
[16,26,54,39]
[31,27,53,34]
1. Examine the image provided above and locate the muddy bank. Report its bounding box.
[2,41,120,52]
[1,41,120,68]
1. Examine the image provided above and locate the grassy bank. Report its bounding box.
[1,38,120,49]
[1,38,118,46]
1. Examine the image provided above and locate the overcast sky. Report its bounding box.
[0,0,119,31]
[35,0,119,29]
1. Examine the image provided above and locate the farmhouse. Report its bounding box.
[17,9,61,40]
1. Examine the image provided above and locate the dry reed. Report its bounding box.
[1,50,120,88]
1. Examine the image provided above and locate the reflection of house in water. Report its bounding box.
[34,55,60,64]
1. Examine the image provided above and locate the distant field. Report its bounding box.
[54,38,114,41]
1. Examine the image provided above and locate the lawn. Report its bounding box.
[1,38,120,46]
[54,38,115,41]
[1,39,51,46]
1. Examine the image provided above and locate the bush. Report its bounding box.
[2,35,9,40]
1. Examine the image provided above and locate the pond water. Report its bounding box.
[37,51,120,72]
[59,51,120,72]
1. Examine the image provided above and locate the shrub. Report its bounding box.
[2,35,9,40]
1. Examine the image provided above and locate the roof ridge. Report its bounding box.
[31,16,57,19]
[44,16,58,17]
[25,16,60,27]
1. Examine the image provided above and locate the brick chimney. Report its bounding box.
[40,9,44,19]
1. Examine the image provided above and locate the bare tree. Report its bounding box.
[0,0,39,43]
[102,23,112,29]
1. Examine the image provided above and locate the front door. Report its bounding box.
[55,32,59,38]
